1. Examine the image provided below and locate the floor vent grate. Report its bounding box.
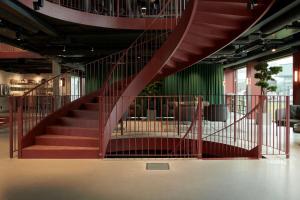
[146,163,170,170]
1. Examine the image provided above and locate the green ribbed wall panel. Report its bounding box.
[160,63,224,104]
[85,62,224,103]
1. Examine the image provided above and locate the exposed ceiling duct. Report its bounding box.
[260,4,300,35]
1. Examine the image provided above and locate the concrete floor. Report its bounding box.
[1,127,300,200]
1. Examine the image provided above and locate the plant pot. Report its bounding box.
[147,109,156,120]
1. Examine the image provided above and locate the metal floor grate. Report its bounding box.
[146,163,170,170]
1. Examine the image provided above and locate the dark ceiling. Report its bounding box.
[0,0,142,73]
[0,0,300,73]
[203,0,300,68]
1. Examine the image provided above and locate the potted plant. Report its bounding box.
[254,62,282,123]
[254,62,282,95]
[139,81,162,120]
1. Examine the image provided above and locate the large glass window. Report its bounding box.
[267,56,293,102]
[235,67,247,114]
[71,76,80,101]
[236,67,247,95]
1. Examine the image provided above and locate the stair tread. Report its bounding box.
[73,109,98,112]
[36,134,98,140]
[47,125,98,130]
[23,145,98,150]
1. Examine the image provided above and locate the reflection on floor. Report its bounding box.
[0,127,300,200]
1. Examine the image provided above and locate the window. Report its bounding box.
[267,56,293,103]
[71,76,80,101]
[236,67,247,95]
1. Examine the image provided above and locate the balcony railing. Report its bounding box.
[9,94,290,158]
[46,0,187,18]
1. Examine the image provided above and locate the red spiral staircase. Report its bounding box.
[12,0,275,158]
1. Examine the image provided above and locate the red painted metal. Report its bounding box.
[285,96,290,158]
[0,43,42,59]
[10,92,291,159]
[257,95,264,158]
[9,0,279,159]
[154,0,275,80]
[197,96,202,159]
[18,0,177,30]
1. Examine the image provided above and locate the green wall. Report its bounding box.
[160,63,224,96]
[85,62,224,103]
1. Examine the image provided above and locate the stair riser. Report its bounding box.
[70,110,99,119]
[22,150,99,159]
[83,103,99,110]
[46,127,98,137]
[36,138,98,147]
[59,118,98,128]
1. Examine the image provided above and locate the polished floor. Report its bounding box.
[0,127,300,200]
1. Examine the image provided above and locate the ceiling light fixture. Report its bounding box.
[271,48,276,52]
[62,46,66,52]
[16,32,21,41]
[141,7,147,15]
[90,47,94,52]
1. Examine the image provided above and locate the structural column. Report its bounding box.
[293,51,300,105]
[246,61,261,112]
[224,68,235,112]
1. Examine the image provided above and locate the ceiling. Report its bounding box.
[203,0,300,68]
[0,0,300,73]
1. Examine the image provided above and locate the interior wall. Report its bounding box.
[161,63,224,96]
[0,70,51,113]
[0,69,51,86]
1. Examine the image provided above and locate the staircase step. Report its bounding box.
[22,145,99,159]
[198,1,251,17]
[46,125,98,137]
[194,12,250,28]
[83,103,99,110]
[70,110,99,119]
[36,134,98,147]
[59,117,98,128]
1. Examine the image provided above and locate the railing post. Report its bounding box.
[197,96,202,159]
[84,0,90,12]
[9,97,14,158]
[99,96,104,159]
[17,97,23,158]
[257,95,264,159]
[285,96,290,159]
[233,95,237,143]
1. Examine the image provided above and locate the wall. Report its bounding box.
[0,70,51,112]
[161,63,224,96]
[0,69,51,86]
[293,51,300,105]
[224,68,235,94]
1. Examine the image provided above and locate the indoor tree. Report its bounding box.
[254,62,282,95]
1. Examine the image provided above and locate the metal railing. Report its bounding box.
[46,0,187,18]
[101,95,290,158]
[104,96,201,158]
[9,0,188,158]
[98,0,188,157]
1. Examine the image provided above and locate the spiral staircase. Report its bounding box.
[15,0,274,158]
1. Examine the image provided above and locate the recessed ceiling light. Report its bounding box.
[272,48,276,52]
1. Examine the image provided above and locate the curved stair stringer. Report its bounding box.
[18,0,175,30]
[154,0,275,80]
[101,0,198,156]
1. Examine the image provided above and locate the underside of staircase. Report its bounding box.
[20,0,274,159]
